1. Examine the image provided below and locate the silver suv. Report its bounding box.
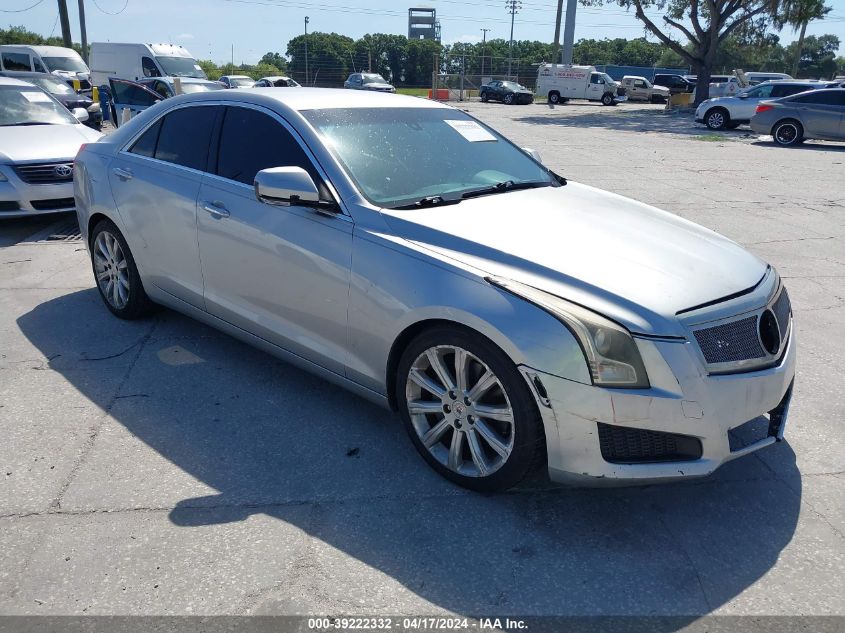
[696,80,837,130]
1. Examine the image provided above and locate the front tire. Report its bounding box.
[396,326,544,492]
[480,91,489,103]
[705,107,729,130]
[601,93,614,106]
[772,119,803,146]
[503,93,514,105]
[90,219,155,320]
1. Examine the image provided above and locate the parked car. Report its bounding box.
[620,76,669,103]
[106,77,163,127]
[750,88,845,146]
[218,75,254,89]
[537,64,622,105]
[140,77,224,98]
[479,80,534,105]
[253,76,301,88]
[343,73,395,92]
[652,74,695,94]
[89,42,206,86]
[0,77,101,218]
[0,44,91,90]
[0,71,102,129]
[695,80,838,130]
[74,88,795,491]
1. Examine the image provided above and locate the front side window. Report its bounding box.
[154,106,217,170]
[154,56,205,78]
[744,84,775,99]
[303,107,557,209]
[635,80,646,88]
[215,106,318,186]
[112,80,160,107]
[2,52,31,71]
[142,57,161,78]
[590,74,604,85]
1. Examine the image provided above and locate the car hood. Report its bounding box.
[380,183,767,337]
[0,124,102,163]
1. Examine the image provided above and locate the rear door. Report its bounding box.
[108,78,162,126]
[791,91,845,138]
[107,105,219,308]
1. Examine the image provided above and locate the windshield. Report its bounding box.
[0,85,78,126]
[362,74,388,85]
[180,81,224,94]
[28,76,76,96]
[303,107,557,209]
[155,56,206,78]
[601,73,615,84]
[230,76,254,87]
[41,55,88,73]
[502,81,526,90]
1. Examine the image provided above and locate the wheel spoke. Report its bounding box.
[466,429,490,476]
[111,277,120,305]
[408,399,444,416]
[474,419,511,459]
[421,417,451,448]
[454,347,469,394]
[466,370,496,402]
[426,349,455,392]
[409,368,446,398]
[116,259,128,271]
[448,428,464,471]
[96,269,110,282]
[473,403,513,423]
[96,237,110,261]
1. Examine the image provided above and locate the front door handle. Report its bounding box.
[201,201,230,218]
[112,167,133,181]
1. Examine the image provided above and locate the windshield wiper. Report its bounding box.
[391,195,462,211]
[460,180,551,200]
[0,122,55,127]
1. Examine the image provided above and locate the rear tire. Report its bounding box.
[396,325,545,492]
[548,91,560,104]
[90,219,156,320]
[772,119,803,146]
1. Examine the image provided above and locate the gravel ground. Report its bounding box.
[0,101,843,622]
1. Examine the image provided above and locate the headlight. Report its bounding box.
[488,276,650,388]
[87,103,101,112]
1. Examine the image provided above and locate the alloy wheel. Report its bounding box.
[707,110,725,129]
[775,123,799,145]
[405,345,515,478]
[93,231,130,310]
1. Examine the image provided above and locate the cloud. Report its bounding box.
[177,33,195,40]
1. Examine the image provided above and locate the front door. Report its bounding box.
[195,104,353,375]
[107,104,218,308]
[108,78,161,127]
[588,73,605,100]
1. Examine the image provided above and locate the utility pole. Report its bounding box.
[77,0,88,63]
[480,28,490,78]
[505,0,521,78]
[304,16,310,87]
[57,0,72,49]
[552,0,563,65]
[561,0,577,65]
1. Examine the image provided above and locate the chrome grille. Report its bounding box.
[693,316,765,364]
[772,288,791,338]
[13,162,74,185]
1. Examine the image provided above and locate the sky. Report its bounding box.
[4,0,844,64]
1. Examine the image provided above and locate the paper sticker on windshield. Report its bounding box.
[21,91,52,103]
[445,119,497,142]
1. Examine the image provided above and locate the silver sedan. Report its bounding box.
[750,88,845,145]
[74,88,795,491]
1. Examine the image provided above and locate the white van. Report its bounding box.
[536,64,622,105]
[745,71,792,85]
[89,42,206,86]
[0,45,91,88]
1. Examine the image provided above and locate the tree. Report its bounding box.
[286,32,355,87]
[259,52,287,71]
[581,1,831,103]
[197,59,220,80]
[786,33,840,77]
[775,0,830,76]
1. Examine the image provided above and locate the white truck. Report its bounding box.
[621,75,670,103]
[0,44,91,89]
[536,64,622,105]
[89,42,206,86]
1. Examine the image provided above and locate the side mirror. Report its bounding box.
[738,93,749,99]
[522,147,543,164]
[255,166,338,212]
[72,107,89,122]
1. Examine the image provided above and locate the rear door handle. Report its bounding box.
[201,201,230,218]
[112,167,133,180]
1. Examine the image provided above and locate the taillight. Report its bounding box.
[755,104,774,114]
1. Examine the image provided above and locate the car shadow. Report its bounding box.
[750,139,845,152]
[18,290,802,621]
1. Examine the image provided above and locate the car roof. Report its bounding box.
[169,87,450,112]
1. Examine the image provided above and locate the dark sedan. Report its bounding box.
[750,88,845,146]
[479,80,534,105]
[0,70,102,129]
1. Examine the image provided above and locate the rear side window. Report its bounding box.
[215,106,318,186]
[128,120,162,158]
[791,91,845,105]
[2,52,31,71]
[154,106,217,171]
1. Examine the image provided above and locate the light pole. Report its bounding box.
[304,16,310,87]
[480,28,490,78]
[77,0,88,64]
[505,0,521,78]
